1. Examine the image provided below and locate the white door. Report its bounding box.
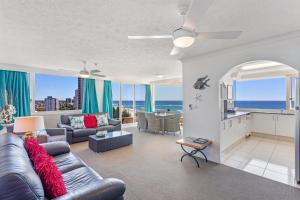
[251,113,276,135]
[276,114,296,137]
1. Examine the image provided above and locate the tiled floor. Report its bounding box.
[222,136,299,187]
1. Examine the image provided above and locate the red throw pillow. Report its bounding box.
[24,138,67,198]
[24,138,47,162]
[84,115,97,128]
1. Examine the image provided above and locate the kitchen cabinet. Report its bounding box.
[251,113,275,135]
[251,113,295,137]
[276,114,295,137]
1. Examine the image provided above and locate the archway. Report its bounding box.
[219,60,299,187]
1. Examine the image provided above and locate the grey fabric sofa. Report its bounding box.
[58,112,121,144]
[0,133,126,200]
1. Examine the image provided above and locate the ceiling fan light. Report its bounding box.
[173,28,195,48]
[79,70,90,78]
[173,36,195,48]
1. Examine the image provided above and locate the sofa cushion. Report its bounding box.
[95,113,109,126]
[34,153,67,198]
[61,114,83,126]
[72,128,97,138]
[96,125,115,132]
[84,115,97,128]
[54,153,86,174]
[62,167,103,192]
[49,135,66,142]
[69,116,85,129]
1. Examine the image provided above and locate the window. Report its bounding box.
[121,84,134,124]
[112,82,120,119]
[155,84,183,112]
[135,84,145,112]
[234,78,286,109]
[35,74,82,111]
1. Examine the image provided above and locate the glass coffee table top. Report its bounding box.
[90,131,132,140]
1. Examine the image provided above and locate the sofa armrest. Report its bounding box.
[46,128,66,136]
[57,123,74,131]
[108,119,121,126]
[53,178,125,200]
[41,141,70,156]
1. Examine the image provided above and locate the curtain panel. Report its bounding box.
[145,84,153,112]
[82,78,99,114]
[0,70,31,117]
[102,80,113,118]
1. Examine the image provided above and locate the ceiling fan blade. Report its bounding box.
[128,35,172,39]
[170,46,180,56]
[197,31,242,39]
[92,74,106,78]
[90,69,101,73]
[183,0,214,30]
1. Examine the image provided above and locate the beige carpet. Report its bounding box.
[70,127,300,200]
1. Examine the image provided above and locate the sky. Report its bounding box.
[35,74,287,102]
[35,74,77,100]
[36,74,182,101]
[235,78,286,101]
[112,82,182,101]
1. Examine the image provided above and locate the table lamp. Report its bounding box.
[13,116,45,139]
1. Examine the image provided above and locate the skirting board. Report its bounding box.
[251,132,294,142]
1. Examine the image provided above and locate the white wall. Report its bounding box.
[182,32,300,163]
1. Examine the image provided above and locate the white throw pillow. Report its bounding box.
[69,116,85,129]
[96,114,109,126]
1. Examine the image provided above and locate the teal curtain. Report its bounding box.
[145,84,152,112]
[102,80,113,118]
[0,70,30,117]
[82,78,99,114]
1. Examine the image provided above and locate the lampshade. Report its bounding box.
[13,116,45,133]
[173,28,195,48]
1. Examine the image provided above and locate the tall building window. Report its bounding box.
[234,78,286,109]
[35,74,83,111]
[112,82,120,119]
[155,84,183,112]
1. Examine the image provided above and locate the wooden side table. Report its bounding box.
[176,137,212,168]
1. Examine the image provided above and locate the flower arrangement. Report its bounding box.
[0,87,16,124]
[0,104,16,124]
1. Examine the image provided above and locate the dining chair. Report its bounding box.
[136,112,148,132]
[164,114,181,135]
[145,112,162,134]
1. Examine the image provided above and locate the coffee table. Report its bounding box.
[89,131,132,153]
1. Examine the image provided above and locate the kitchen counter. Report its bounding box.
[223,111,250,120]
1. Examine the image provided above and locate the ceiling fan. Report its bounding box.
[128,0,242,56]
[79,61,106,78]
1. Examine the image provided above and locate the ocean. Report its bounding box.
[234,101,288,109]
[112,100,289,112]
[113,100,183,112]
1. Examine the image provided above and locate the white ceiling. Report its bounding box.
[0,0,300,83]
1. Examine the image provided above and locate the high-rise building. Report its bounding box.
[65,98,72,105]
[44,96,59,111]
[73,89,79,109]
[78,78,83,109]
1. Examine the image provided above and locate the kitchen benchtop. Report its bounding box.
[223,110,295,120]
[223,111,250,120]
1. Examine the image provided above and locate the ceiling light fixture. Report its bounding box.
[241,61,280,70]
[79,68,90,78]
[173,28,195,48]
[155,74,164,78]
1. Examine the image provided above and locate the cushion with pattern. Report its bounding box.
[95,113,109,126]
[69,116,85,129]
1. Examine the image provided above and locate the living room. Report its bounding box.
[1,0,300,200]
